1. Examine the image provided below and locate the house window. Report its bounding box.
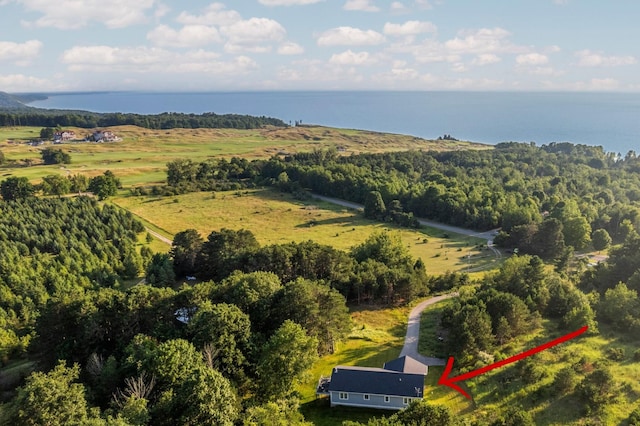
[339,392,349,400]
[384,396,390,403]
[363,394,370,401]
[403,397,412,405]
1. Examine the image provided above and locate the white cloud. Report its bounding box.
[147,25,221,48]
[575,49,637,67]
[259,0,323,5]
[383,20,436,36]
[516,53,549,65]
[344,0,379,12]
[472,54,501,65]
[18,0,155,29]
[317,27,385,46]
[61,45,256,75]
[390,2,409,13]
[329,50,374,65]
[177,3,241,26]
[278,42,304,55]
[445,27,522,55]
[221,18,286,44]
[0,73,52,91]
[0,40,42,63]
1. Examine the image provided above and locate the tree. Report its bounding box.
[394,401,453,426]
[151,339,238,426]
[271,278,351,355]
[8,361,94,426]
[145,253,175,287]
[41,147,71,165]
[578,367,616,412]
[256,320,318,401]
[1,176,35,201]
[68,173,89,193]
[40,174,72,197]
[187,302,251,380]
[364,190,386,220]
[170,229,203,277]
[89,171,120,200]
[242,399,312,426]
[563,216,592,250]
[197,228,260,281]
[592,228,612,252]
[40,127,55,139]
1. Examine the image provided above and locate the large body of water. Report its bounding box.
[31,91,640,154]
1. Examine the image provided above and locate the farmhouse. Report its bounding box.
[53,130,75,142]
[91,130,119,142]
[317,355,428,410]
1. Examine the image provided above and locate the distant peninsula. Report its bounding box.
[0,91,287,130]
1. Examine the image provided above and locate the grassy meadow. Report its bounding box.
[113,188,498,276]
[0,125,489,186]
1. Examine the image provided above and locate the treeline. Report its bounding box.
[0,111,286,130]
[163,142,640,260]
[152,227,430,307]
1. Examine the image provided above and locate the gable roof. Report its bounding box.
[328,365,424,397]
[383,355,428,375]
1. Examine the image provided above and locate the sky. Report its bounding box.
[1,0,640,92]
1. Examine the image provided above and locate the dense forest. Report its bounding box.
[3,138,640,424]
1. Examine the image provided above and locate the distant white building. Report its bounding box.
[53,130,75,142]
[91,130,118,142]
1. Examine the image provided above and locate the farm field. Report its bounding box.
[113,188,499,276]
[0,125,489,186]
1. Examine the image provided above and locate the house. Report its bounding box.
[53,130,75,142]
[317,355,428,410]
[91,130,118,142]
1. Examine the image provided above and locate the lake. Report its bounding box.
[31,91,640,154]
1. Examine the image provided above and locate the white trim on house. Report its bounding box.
[329,400,408,411]
[339,392,349,400]
[384,396,390,403]
[363,394,370,401]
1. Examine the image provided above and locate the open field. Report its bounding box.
[113,188,500,276]
[0,125,490,186]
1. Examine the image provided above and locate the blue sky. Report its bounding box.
[1,0,639,92]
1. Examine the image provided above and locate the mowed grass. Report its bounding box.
[113,188,497,276]
[0,125,490,187]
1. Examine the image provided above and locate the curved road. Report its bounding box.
[312,194,502,260]
[399,293,458,366]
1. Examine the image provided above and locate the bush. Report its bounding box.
[553,366,578,395]
[633,349,640,362]
[606,347,625,361]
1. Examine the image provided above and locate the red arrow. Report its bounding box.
[438,325,588,399]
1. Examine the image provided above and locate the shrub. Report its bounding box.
[606,347,625,361]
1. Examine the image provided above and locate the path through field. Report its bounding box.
[311,194,502,261]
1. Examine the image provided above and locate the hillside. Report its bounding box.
[0,92,32,110]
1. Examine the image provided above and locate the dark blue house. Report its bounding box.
[317,355,428,410]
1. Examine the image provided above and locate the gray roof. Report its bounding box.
[328,365,425,397]
[383,356,428,374]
